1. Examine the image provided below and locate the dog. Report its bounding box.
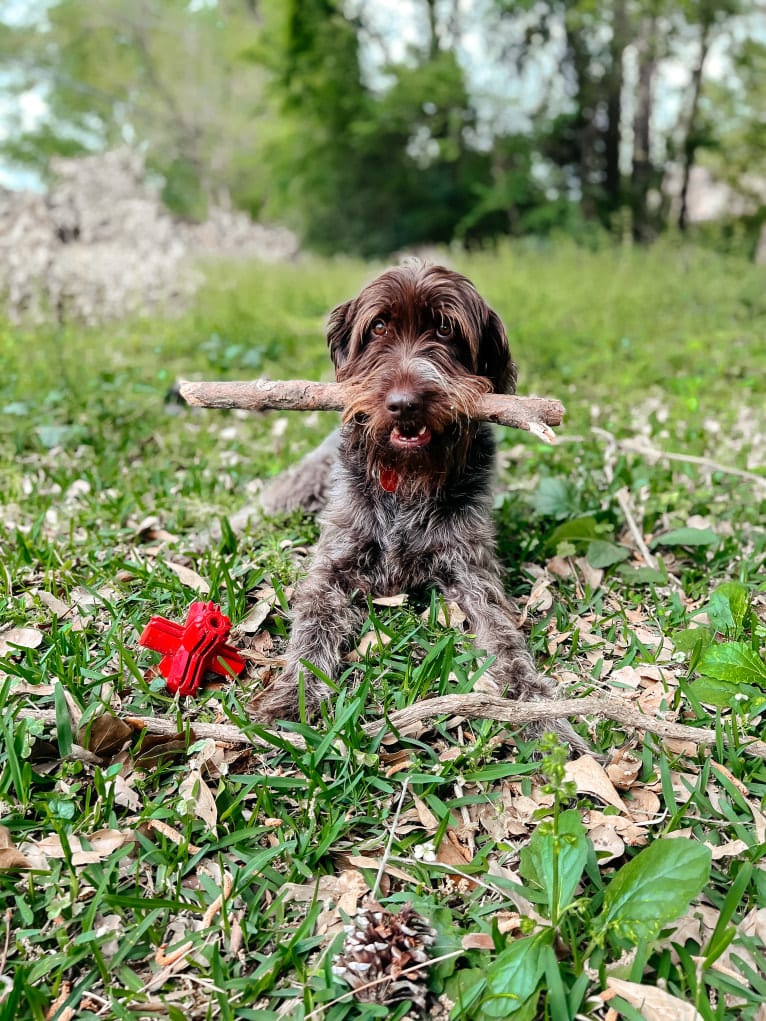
[255,263,587,752]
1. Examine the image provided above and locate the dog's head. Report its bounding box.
[326,263,517,489]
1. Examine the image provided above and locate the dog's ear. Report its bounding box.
[326,299,357,373]
[479,308,517,394]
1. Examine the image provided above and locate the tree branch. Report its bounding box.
[178,379,565,442]
[16,693,766,759]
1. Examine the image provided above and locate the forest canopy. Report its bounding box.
[1,0,765,256]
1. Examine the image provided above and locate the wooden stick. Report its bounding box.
[178,379,565,442]
[17,694,766,758]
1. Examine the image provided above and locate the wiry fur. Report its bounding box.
[254,263,588,752]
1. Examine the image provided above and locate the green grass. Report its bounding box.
[2,241,766,1020]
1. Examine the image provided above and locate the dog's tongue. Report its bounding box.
[379,468,399,493]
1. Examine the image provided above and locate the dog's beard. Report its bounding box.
[341,372,491,494]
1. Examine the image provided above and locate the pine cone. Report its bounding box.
[332,904,437,1008]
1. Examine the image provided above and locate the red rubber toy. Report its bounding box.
[138,601,245,697]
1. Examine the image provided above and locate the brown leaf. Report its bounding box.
[588,821,625,863]
[565,756,630,814]
[237,590,278,634]
[0,848,33,871]
[412,795,440,834]
[372,593,408,607]
[606,752,642,790]
[164,561,210,595]
[605,978,703,1020]
[461,933,495,950]
[357,629,391,656]
[0,626,44,656]
[575,557,603,592]
[546,556,572,578]
[29,828,134,867]
[35,589,71,618]
[178,770,217,831]
[79,714,133,757]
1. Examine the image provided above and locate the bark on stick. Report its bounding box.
[178,379,565,442]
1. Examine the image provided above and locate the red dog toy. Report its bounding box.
[139,601,245,697]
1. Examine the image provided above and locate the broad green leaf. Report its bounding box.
[671,627,711,658]
[482,932,551,1017]
[691,676,766,712]
[546,515,601,549]
[707,582,750,636]
[618,562,668,586]
[532,477,578,519]
[587,539,630,568]
[595,838,711,943]
[444,968,486,1013]
[698,642,766,688]
[651,527,720,548]
[519,809,588,919]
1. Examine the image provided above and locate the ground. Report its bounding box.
[1,242,766,1020]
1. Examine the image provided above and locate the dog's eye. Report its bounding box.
[436,322,453,339]
[371,319,387,337]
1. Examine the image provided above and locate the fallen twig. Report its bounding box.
[593,429,766,493]
[178,378,565,442]
[16,694,766,758]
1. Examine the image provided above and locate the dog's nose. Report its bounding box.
[386,390,422,417]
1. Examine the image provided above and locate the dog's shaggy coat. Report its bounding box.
[255,263,586,751]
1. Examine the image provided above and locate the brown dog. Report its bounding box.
[255,263,587,752]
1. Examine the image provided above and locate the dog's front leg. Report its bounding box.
[440,566,591,754]
[255,567,365,723]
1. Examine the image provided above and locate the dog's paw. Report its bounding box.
[251,667,332,724]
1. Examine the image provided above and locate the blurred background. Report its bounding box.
[1,0,766,324]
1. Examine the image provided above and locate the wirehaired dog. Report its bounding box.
[255,263,586,751]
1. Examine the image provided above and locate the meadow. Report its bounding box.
[1,242,766,1020]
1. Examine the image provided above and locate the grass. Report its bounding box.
[1,240,766,1020]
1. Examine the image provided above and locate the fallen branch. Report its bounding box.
[178,379,565,443]
[592,428,766,493]
[16,694,766,759]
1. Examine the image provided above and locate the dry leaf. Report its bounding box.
[164,561,210,595]
[35,589,71,618]
[663,738,699,757]
[609,665,643,691]
[372,593,408,607]
[237,591,277,634]
[178,770,217,830]
[111,774,141,812]
[28,828,133,867]
[565,756,630,814]
[79,714,133,757]
[0,626,43,656]
[413,795,439,834]
[709,839,749,860]
[576,557,603,591]
[625,787,661,821]
[0,846,33,870]
[462,933,495,950]
[605,978,703,1020]
[606,752,642,790]
[357,629,391,656]
[527,577,554,613]
[588,821,625,863]
[546,556,572,578]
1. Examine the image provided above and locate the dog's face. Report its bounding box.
[326,263,517,488]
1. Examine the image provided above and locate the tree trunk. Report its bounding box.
[630,16,658,239]
[678,20,711,232]
[604,1,628,207]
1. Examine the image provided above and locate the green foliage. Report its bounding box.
[3,1,763,254]
[594,839,712,944]
[2,245,766,1018]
